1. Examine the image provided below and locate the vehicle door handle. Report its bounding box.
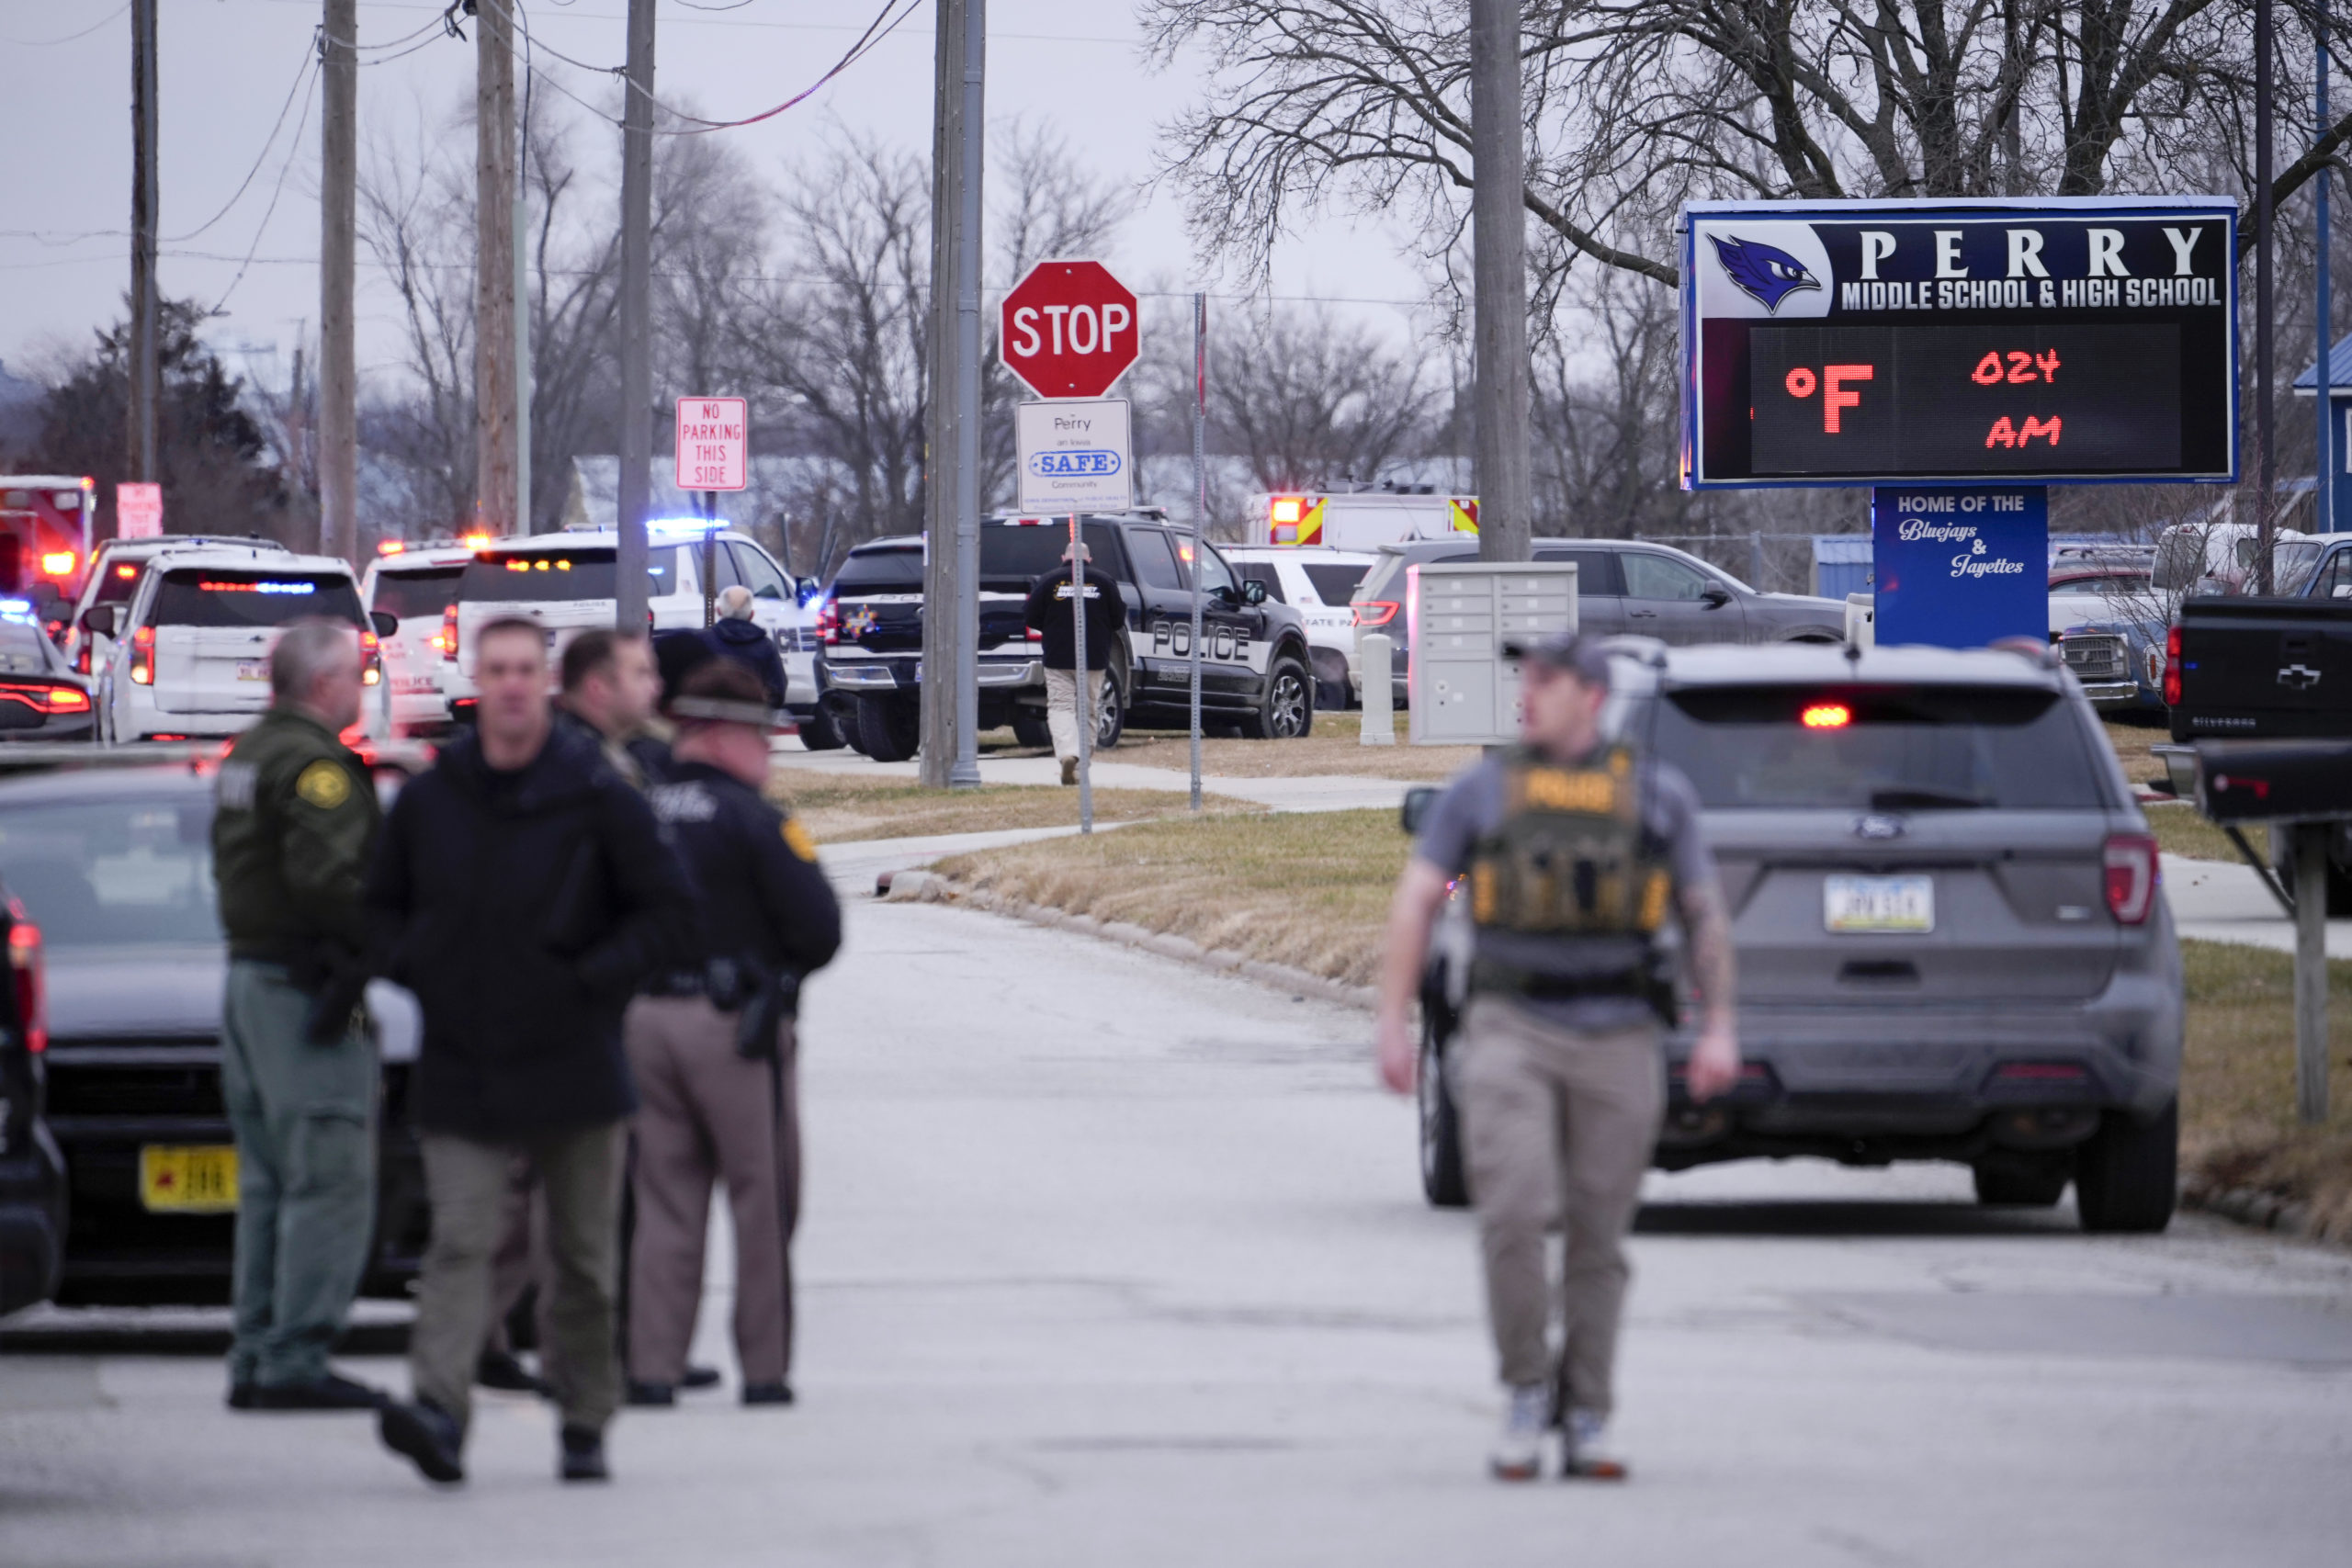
[1629,608,1659,619]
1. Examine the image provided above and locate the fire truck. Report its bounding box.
[1249,489,1478,548]
[0,476,95,633]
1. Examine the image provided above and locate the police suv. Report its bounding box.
[815,513,1318,761]
[360,542,474,738]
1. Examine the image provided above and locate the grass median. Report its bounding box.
[934,807,2351,1235]
[769,773,1261,843]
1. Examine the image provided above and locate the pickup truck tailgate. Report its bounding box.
[2170,597,2352,740]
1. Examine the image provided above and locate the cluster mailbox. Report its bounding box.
[1406,560,1580,746]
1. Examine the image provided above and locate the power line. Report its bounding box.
[2,3,130,46]
[209,53,324,312]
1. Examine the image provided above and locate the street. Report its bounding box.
[6,892,2351,1568]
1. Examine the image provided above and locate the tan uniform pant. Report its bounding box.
[625,996,801,1388]
[1043,667,1108,763]
[1451,996,1664,1416]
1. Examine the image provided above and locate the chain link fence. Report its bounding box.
[1634,531,1845,597]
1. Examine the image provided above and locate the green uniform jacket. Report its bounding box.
[212,707,382,967]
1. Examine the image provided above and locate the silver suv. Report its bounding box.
[1412,640,2182,1234]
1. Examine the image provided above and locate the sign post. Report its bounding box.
[676,397,747,629]
[116,482,163,540]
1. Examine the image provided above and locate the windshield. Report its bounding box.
[91,558,144,606]
[0,796,221,949]
[153,570,365,628]
[1649,684,2109,810]
[832,547,924,594]
[2274,539,2330,597]
[372,567,463,621]
[458,547,677,603]
[2050,573,2148,596]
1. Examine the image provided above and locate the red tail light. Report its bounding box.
[1353,600,1399,628]
[42,686,88,714]
[2102,831,2158,925]
[131,623,153,685]
[439,603,458,662]
[360,629,381,685]
[2161,623,2182,706]
[816,597,841,646]
[8,904,45,1055]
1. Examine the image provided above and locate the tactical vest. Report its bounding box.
[1465,745,1675,1010]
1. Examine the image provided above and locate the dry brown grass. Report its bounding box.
[934,807,1408,987]
[765,772,1261,843]
[2098,716,2171,790]
[2145,801,2271,866]
[1112,711,1478,781]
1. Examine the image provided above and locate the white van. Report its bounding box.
[84,545,388,743]
[360,543,475,737]
[1221,545,1377,709]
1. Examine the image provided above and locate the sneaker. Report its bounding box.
[1489,1383,1550,1483]
[248,1371,386,1411]
[1564,1408,1628,1481]
[379,1398,466,1486]
[560,1425,609,1483]
[1059,756,1079,786]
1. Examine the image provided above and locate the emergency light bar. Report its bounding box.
[199,581,317,593]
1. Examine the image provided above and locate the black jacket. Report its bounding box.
[367,723,694,1139]
[648,761,842,987]
[1023,565,1122,671]
[706,616,787,707]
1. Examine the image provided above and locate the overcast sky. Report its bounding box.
[0,0,1432,394]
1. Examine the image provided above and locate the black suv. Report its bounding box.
[0,870,66,1315]
[816,513,1318,761]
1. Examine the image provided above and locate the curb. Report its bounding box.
[2179,1179,2338,1247]
[877,869,1378,1012]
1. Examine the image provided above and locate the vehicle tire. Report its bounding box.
[1011,710,1052,749]
[797,705,846,751]
[1310,648,1351,711]
[1972,1156,2070,1207]
[2074,1099,2177,1234]
[854,694,920,763]
[1092,663,1125,751]
[1419,1004,1470,1210]
[1240,655,1313,739]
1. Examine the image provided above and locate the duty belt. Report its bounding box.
[1466,959,1650,1002]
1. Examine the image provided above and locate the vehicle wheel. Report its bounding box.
[854,694,920,763]
[1310,648,1351,711]
[1240,656,1313,739]
[1972,1156,2070,1207]
[797,705,846,751]
[1419,1004,1470,1210]
[2074,1099,2177,1234]
[1092,664,1125,750]
[1011,710,1052,749]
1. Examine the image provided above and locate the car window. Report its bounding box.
[1621,551,1712,602]
[832,547,924,593]
[0,797,221,949]
[978,522,1126,588]
[2317,548,2352,599]
[371,567,463,622]
[151,570,366,628]
[1187,541,1239,598]
[1651,684,2108,810]
[1301,562,1368,605]
[92,557,145,606]
[1127,531,1184,592]
[458,547,677,603]
[1534,547,1626,596]
[0,620,51,674]
[1237,560,1287,603]
[730,543,792,602]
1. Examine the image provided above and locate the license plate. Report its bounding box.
[1824,874,1934,933]
[236,660,268,682]
[140,1145,239,1213]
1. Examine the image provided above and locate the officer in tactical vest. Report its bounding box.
[624,660,840,1407]
[212,618,386,1412]
[1375,630,1740,1483]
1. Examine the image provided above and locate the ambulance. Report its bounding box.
[1250,490,1479,549]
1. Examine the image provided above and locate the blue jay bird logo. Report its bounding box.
[1710,235,1821,313]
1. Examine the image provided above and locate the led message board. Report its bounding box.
[1681,198,2238,488]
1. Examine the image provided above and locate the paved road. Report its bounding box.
[6,899,2352,1567]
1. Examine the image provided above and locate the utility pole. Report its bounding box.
[319,0,357,561]
[922,0,985,788]
[1469,0,1530,563]
[2321,6,2335,539]
[615,0,655,631]
[128,0,160,490]
[516,117,534,533]
[2256,0,2277,592]
[475,0,518,536]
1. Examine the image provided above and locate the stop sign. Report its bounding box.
[1000,259,1139,400]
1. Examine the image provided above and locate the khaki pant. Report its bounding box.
[1451,997,1663,1416]
[409,1124,625,1435]
[625,996,801,1388]
[1043,667,1108,763]
[220,961,379,1388]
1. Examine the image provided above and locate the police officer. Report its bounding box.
[1023,541,1120,785]
[212,618,385,1412]
[1374,630,1740,1483]
[625,660,840,1406]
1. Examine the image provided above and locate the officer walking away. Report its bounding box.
[1023,541,1120,785]
[1374,631,1740,1483]
[368,617,693,1487]
[627,661,840,1408]
[704,584,787,708]
[212,620,386,1413]
[560,628,671,786]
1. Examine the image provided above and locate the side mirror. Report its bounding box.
[1210,582,1239,606]
[368,610,400,639]
[1700,584,1733,607]
[1242,579,1269,606]
[78,604,118,639]
[1400,784,1438,836]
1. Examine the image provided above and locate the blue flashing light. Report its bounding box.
[648,517,728,534]
[0,599,34,620]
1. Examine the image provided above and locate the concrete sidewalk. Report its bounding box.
[775,743,1413,814]
[2163,852,2352,958]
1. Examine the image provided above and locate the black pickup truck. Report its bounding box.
[2165,589,2352,909]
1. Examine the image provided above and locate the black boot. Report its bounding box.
[379,1398,466,1485]
[679,1364,722,1392]
[476,1348,551,1395]
[625,1380,675,1407]
[741,1382,794,1406]
[249,1371,386,1411]
[560,1425,609,1483]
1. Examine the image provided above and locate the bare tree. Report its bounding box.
[1193,302,1437,491]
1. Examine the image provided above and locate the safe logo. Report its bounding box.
[1710,235,1822,314]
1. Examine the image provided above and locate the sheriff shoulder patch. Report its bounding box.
[782,817,818,863]
[295,759,352,810]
